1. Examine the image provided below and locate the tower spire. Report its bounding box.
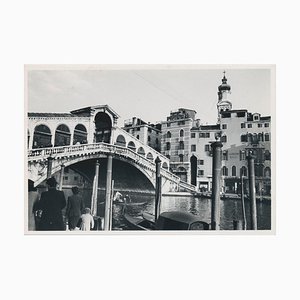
[217,71,232,122]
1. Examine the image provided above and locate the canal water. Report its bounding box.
[59,188,271,230]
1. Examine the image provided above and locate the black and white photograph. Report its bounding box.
[25,65,275,233]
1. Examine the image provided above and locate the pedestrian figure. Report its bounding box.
[78,208,94,231]
[38,177,66,231]
[28,180,39,231]
[66,186,84,230]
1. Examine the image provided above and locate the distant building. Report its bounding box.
[122,117,162,152]
[158,73,271,196]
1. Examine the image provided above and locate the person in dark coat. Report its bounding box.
[66,186,85,230]
[38,177,67,231]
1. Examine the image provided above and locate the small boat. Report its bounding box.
[123,209,210,231]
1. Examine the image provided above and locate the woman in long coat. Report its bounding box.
[38,177,66,231]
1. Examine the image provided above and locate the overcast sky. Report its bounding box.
[27,67,271,126]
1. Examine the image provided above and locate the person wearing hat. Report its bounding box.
[65,186,85,230]
[38,176,67,231]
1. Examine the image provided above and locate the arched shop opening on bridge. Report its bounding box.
[73,124,88,145]
[55,124,71,147]
[94,112,112,143]
[32,124,52,148]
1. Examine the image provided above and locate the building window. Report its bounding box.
[167,131,171,138]
[205,132,210,138]
[198,160,204,165]
[264,150,271,160]
[155,138,159,145]
[241,123,246,128]
[237,112,245,117]
[148,136,151,142]
[63,176,68,181]
[222,112,231,118]
[191,132,196,138]
[258,123,262,128]
[199,132,205,138]
[191,144,196,152]
[240,166,247,177]
[198,170,204,176]
[222,166,228,176]
[258,133,264,141]
[222,151,228,160]
[265,133,270,141]
[221,135,227,143]
[167,123,171,127]
[205,144,210,151]
[241,134,247,142]
[180,129,184,137]
[232,166,236,177]
[222,124,227,130]
[254,115,259,121]
[166,142,171,150]
[248,123,252,128]
[265,123,269,127]
[179,141,184,150]
[179,154,184,162]
[240,150,246,160]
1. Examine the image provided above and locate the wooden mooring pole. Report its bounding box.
[58,164,65,191]
[46,156,54,179]
[247,153,257,230]
[155,156,162,221]
[91,160,100,217]
[240,175,247,230]
[104,154,113,231]
[211,141,223,230]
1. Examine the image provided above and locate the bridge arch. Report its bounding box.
[33,124,52,148]
[115,134,126,147]
[127,141,136,152]
[137,147,145,156]
[55,124,71,147]
[94,112,112,143]
[73,124,88,145]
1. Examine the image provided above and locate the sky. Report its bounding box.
[27,67,272,126]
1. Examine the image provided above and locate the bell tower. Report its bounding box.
[217,71,232,121]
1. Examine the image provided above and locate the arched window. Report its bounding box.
[33,124,52,148]
[180,129,184,137]
[240,166,247,177]
[73,124,87,145]
[179,154,183,162]
[115,134,126,147]
[55,124,71,147]
[137,147,145,156]
[264,167,271,177]
[146,152,154,161]
[247,133,253,143]
[241,134,247,142]
[179,141,184,150]
[222,166,228,176]
[166,142,171,151]
[127,141,136,152]
[264,150,271,160]
[258,133,264,142]
[232,166,236,177]
[167,131,171,138]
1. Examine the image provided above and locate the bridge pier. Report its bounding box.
[58,164,65,190]
[91,161,100,217]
